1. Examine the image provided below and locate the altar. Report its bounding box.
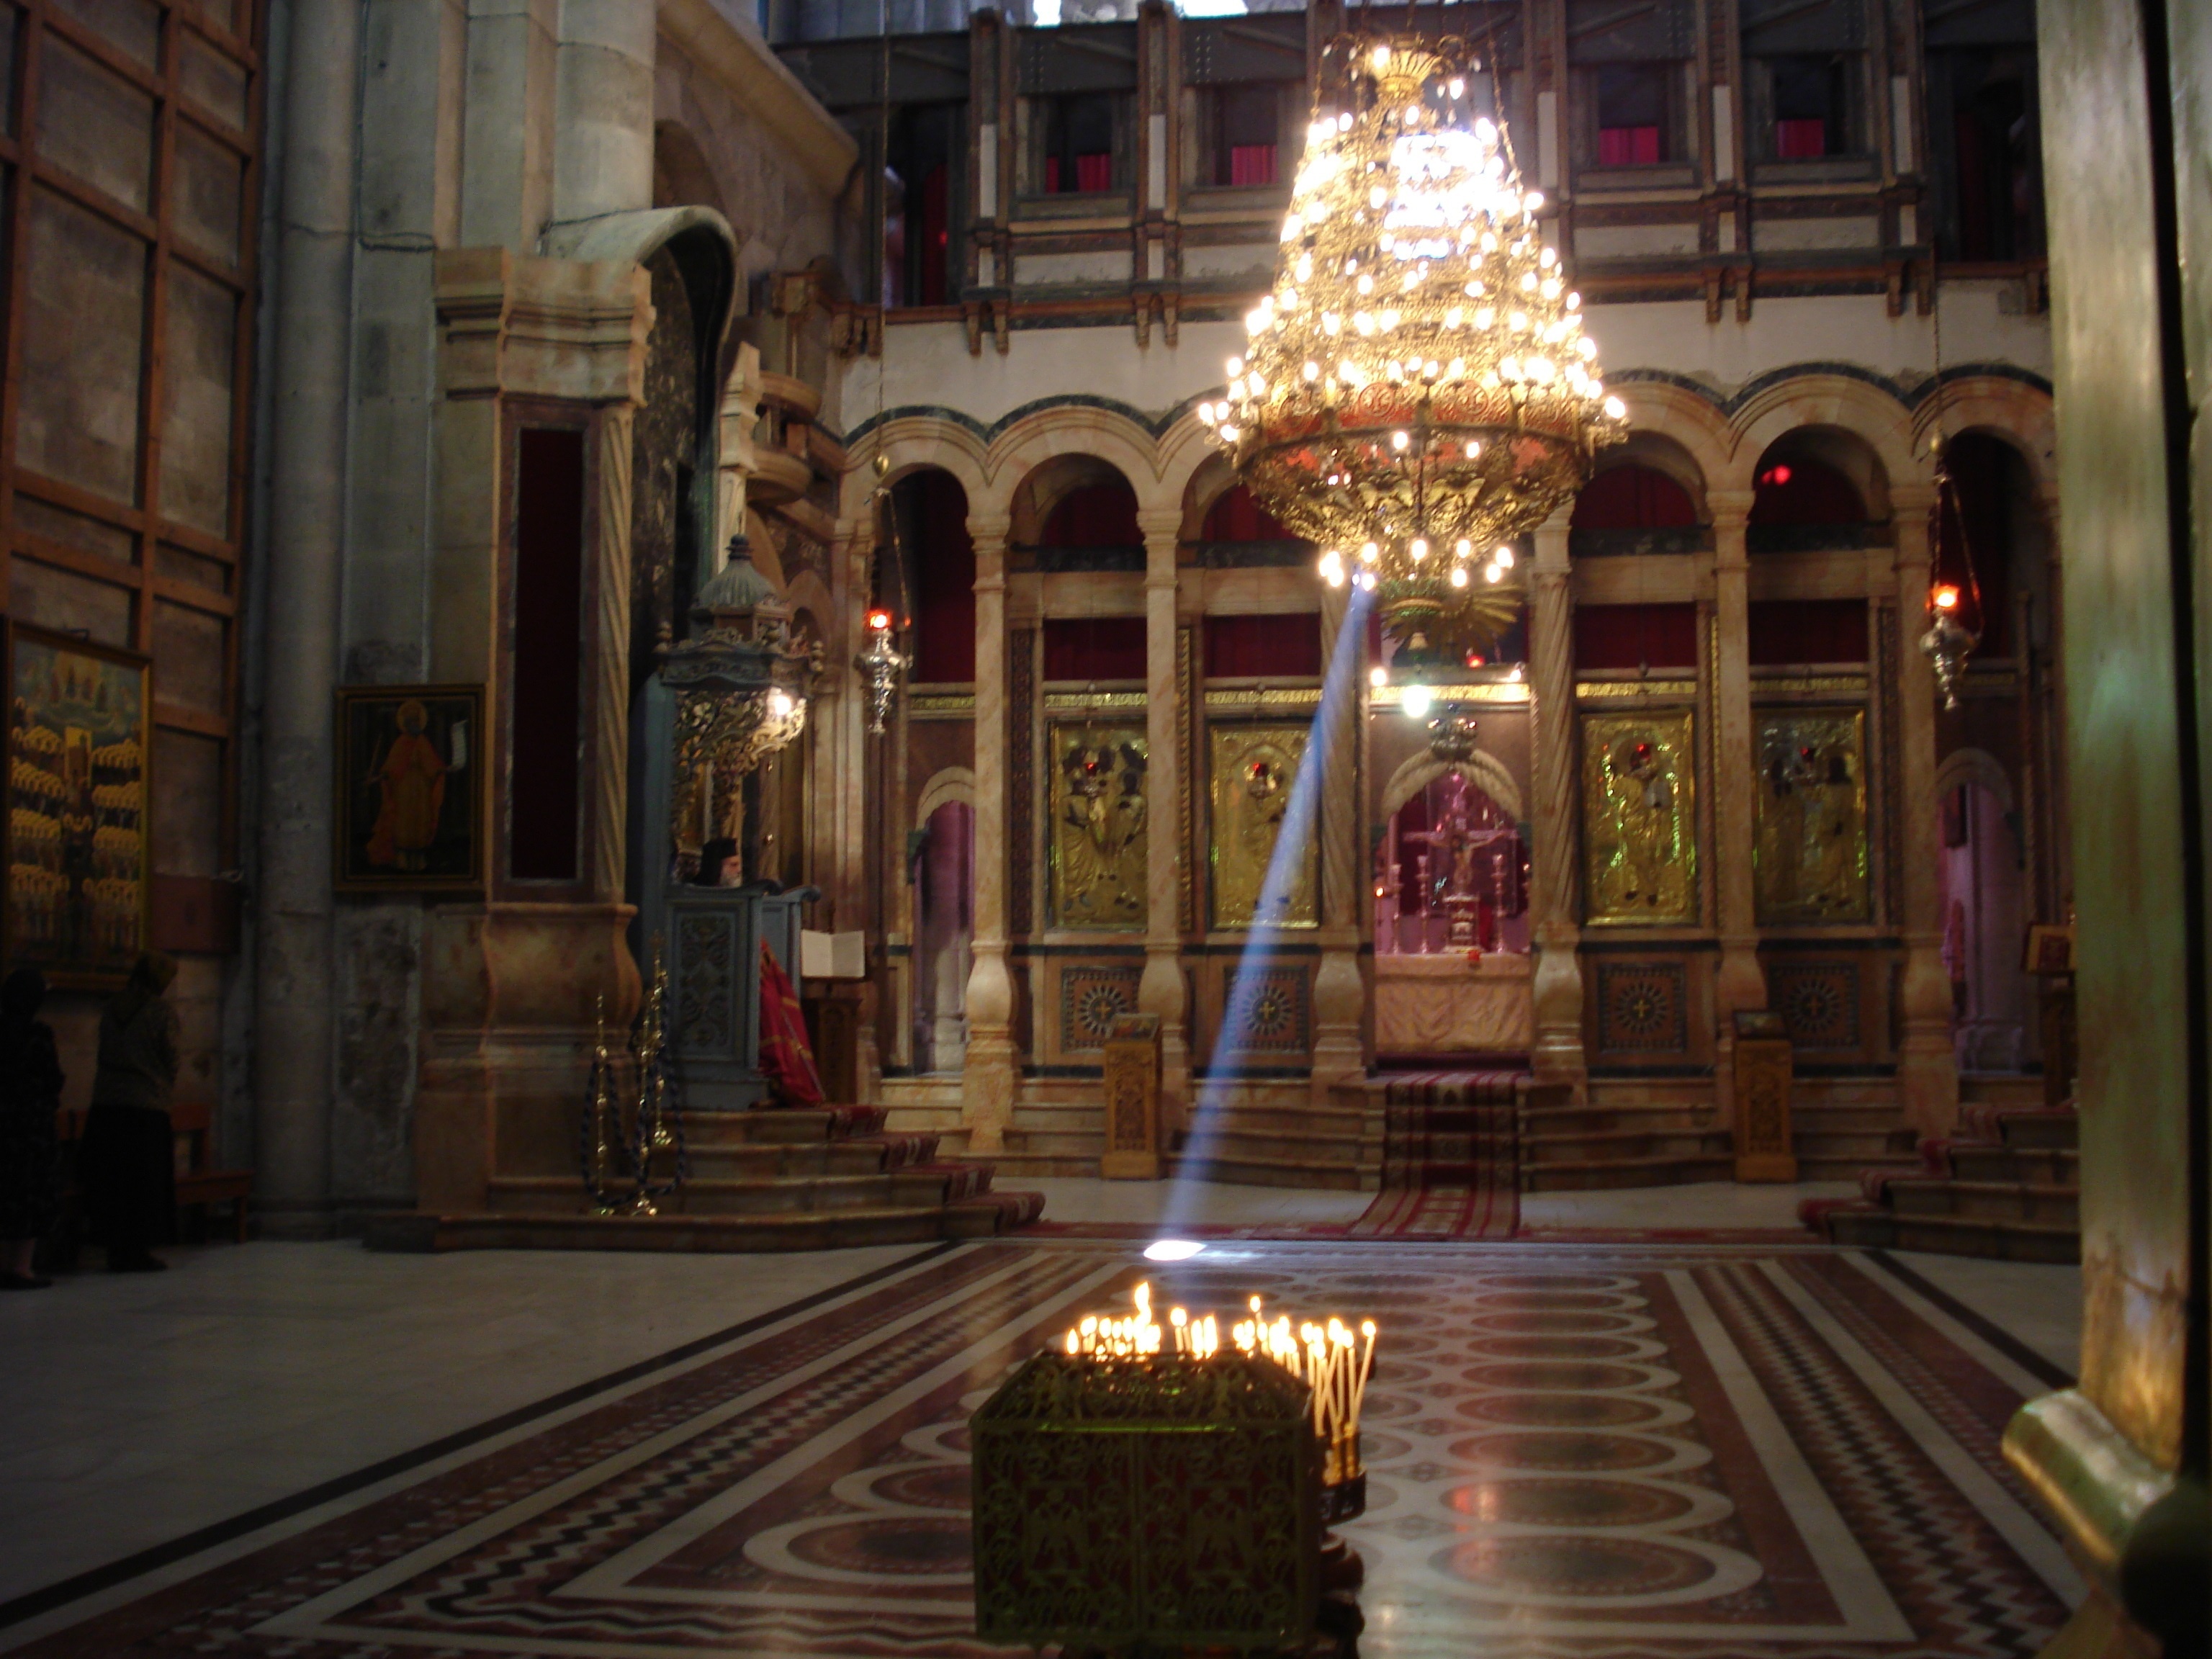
[1373,951,1534,1056]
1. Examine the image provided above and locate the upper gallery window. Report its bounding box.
[1206,83,1282,186]
[1741,0,1868,163]
[1565,0,1693,175]
[1038,91,1123,192]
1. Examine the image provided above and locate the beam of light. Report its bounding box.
[1143,1239,1207,1262]
[1159,585,1371,1238]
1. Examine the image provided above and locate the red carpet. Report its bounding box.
[1348,1069,1521,1238]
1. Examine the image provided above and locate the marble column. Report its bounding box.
[1527,516,1587,1093]
[1891,486,1960,1137]
[1137,511,1191,1128]
[1709,490,1766,1022]
[1310,580,1365,1103]
[962,517,1017,1151]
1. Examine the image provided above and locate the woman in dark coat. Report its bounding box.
[0,968,64,1290]
[81,951,179,1272]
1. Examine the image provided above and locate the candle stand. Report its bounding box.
[971,1350,1365,1655]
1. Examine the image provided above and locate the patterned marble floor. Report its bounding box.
[1,1239,2079,1659]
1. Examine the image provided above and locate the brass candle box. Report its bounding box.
[971,1350,1321,1653]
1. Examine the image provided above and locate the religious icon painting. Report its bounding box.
[1208,722,1317,930]
[1752,708,1871,925]
[4,624,150,987]
[333,684,485,891]
[1580,709,1698,925]
[1048,722,1148,930]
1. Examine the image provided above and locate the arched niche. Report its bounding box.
[1580,432,1710,524]
[1380,751,1525,823]
[881,466,974,683]
[1932,428,2049,657]
[1008,453,1142,551]
[1375,755,1530,956]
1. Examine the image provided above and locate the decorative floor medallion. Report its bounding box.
[9,1243,2076,1659]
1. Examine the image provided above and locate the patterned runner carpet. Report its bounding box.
[1348,1069,1521,1238]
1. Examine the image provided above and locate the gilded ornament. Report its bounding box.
[1753,710,1870,923]
[1048,725,1148,930]
[1581,711,1696,925]
[1209,724,1317,930]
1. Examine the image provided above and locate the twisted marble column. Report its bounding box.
[1310,580,1367,1102]
[1892,485,1960,1136]
[962,518,1017,1151]
[1709,493,1766,1028]
[1137,511,1191,1128]
[1528,516,1587,1092]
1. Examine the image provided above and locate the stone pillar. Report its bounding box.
[962,516,1017,1151]
[1310,580,1365,1102]
[254,0,360,1237]
[1527,515,1586,1093]
[1136,511,1190,1127]
[552,0,655,226]
[1891,485,1960,1137]
[589,405,634,903]
[1709,493,1767,1105]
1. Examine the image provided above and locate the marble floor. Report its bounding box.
[0,1201,2084,1658]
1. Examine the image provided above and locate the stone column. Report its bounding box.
[1310,580,1365,1103]
[254,0,360,1237]
[1527,515,1586,1093]
[1708,492,1766,1139]
[962,516,1017,1151]
[552,0,655,227]
[1891,485,1960,1136]
[1137,511,1190,1125]
[589,405,634,903]
[1709,491,1766,1020]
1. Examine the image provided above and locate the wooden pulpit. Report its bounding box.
[1732,1009,1798,1182]
[1100,1012,1162,1179]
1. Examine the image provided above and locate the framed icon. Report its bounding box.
[334,684,486,891]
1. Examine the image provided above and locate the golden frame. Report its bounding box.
[333,683,488,892]
[1581,708,1698,926]
[1207,722,1316,931]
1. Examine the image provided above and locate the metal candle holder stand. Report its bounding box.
[577,939,686,1216]
[972,1350,1369,1656]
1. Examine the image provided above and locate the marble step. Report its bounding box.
[682,1141,910,1181]
[485,1168,976,1218]
[1950,1145,2077,1184]
[1886,1178,2080,1226]
[1995,1111,2079,1151]
[1521,1126,1733,1165]
[365,1203,1009,1254]
[1167,1148,1373,1190]
[1521,1103,1712,1136]
[1789,1105,1910,1134]
[1959,1073,2052,1106]
[1797,1154,1920,1183]
[688,1107,881,1146]
[1817,1206,2079,1264]
[1179,1128,1367,1180]
[1520,1151,1732,1191]
[1793,1128,1917,1161]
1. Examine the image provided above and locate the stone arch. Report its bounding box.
[1911,375,2058,507]
[654,120,729,225]
[1725,373,1924,503]
[984,404,1163,516]
[916,765,975,827]
[1611,379,1732,509]
[1178,449,1244,542]
[785,570,835,651]
[842,415,991,524]
[1934,746,2015,814]
[1006,451,1142,549]
[1381,750,1524,824]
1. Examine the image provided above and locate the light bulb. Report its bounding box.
[1485,564,1503,583]
[1369,665,1388,688]
[1494,545,1516,568]
[1410,538,1429,561]
[1403,684,1433,719]
[1455,539,1473,559]
[1449,566,1469,588]
[1604,395,1627,419]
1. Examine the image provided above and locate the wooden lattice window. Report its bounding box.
[0,0,261,925]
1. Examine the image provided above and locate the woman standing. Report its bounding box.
[0,968,63,1289]
[82,952,179,1272]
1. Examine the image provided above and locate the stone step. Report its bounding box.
[986,1151,1105,1178]
[1181,1127,1366,1172]
[1789,1079,1902,1108]
[486,1167,974,1218]
[1522,1127,1733,1164]
[1519,1104,1712,1136]
[1997,1111,2079,1151]
[1949,1145,2077,1185]
[1887,1178,2080,1226]
[1793,1129,1917,1161]
[1187,1102,1368,1136]
[683,1141,894,1180]
[1167,1150,1372,1190]
[1789,1105,1907,1133]
[1817,1205,2079,1264]
[366,1204,999,1254]
[688,1107,881,1146]
[1959,1073,2052,1107]
[1521,1153,1733,1191]
[1797,1154,1920,1183]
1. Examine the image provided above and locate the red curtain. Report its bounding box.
[1229,143,1277,186]
[1205,614,1322,678]
[1775,118,1827,158]
[1573,603,1699,670]
[1598,125,1660,166]
[758,945,824,1107]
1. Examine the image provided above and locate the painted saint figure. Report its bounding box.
[367,699,449,872]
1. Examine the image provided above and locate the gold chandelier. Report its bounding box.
[1200,35,1626,645]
